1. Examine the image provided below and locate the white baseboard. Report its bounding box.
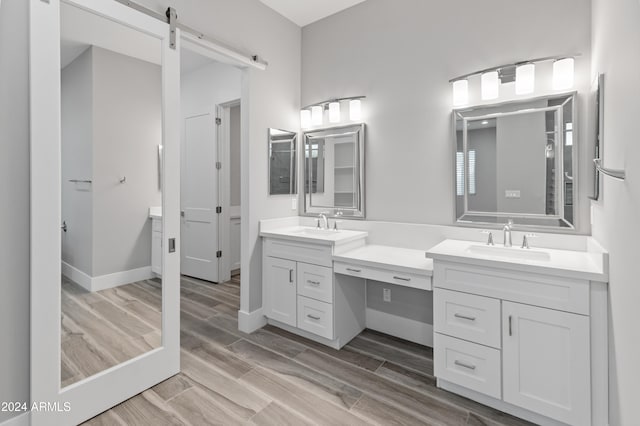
[62,262,154,292]
[0,412,30,426]
[366,308,434,347]
[62,261,92,290]
[238,308,267,333]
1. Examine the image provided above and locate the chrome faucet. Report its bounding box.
[503,219,513,247]
[318,213,329,230]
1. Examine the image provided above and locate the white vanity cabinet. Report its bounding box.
[432,259,607,426]
[261,232,368,349]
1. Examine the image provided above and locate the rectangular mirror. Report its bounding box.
[454,93,577,230]
[268,128,297,195]
[60,0,163,387]
[303,123,365,218]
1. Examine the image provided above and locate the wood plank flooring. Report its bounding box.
[82,274,534,426]
[61,276,163,387]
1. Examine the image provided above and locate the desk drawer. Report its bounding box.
[434,288,501,349]
[334,261,432,291]
[297,262,333,303]
[435,333,501,399]
[297,296,334,340]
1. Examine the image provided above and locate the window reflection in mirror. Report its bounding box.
[455,94,576,230]
[60,1,163,387]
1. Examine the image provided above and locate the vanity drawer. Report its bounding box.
[297,296,334,340]
[264,238,332,267]
[435,333,501,399]
[297,262,333,303]
[334,261,432,291]
[434,288,501,349]
[434,262,590,315]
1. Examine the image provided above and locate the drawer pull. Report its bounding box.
[393,276,411,282]
[346,267,362,273]
[289,269,294,283]
[307,314,321,320]
[454,360,477,371]
[454,313,476,321]
[307,280,321,286]
[509,315,513,336]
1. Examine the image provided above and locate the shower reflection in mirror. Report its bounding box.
[60,1,163,387]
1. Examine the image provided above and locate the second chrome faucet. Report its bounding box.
[503,219,513,247]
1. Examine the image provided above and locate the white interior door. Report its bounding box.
[181,112,220,282]
[30,1,180,424]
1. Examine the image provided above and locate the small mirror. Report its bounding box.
[454,93,576,230]
[268,128,297,195]
[303,123,365,218]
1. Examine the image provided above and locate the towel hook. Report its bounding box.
[119,176,127,184]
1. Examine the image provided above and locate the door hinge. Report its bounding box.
[216,206,222,214]
[216,161,222,170]
[215,117,222,125]
[216,250,222,258]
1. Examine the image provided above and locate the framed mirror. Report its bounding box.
[303,123,365,218]
[268,128,297,195]
[30,0,180,424]
[454,93,577,230]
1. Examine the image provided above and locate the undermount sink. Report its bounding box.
[466,244,551,262]
[292,227,340,236]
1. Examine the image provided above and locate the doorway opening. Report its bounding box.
[180,47,241,284]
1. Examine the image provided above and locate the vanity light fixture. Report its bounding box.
[450,54,578,105]
[481,71,499,100]
[515,63,535,95]
[349,99,362,121]
[452,79,469,106]
[553,57,575,90]
[300,109,311,129]
[311,105,323,126]
[329,101,341,123]
[300,96,365,128]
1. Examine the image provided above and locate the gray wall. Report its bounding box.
[466,127,498,213]
[92,47,162,276]
[591,0,640,423]
[302,0,592,327]
[62,48,94,275]
[0,0,30,421]
[230,104,241,207]
[496,112,546,214]
[302,0,592,231]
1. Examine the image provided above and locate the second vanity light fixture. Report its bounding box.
[451,55,577,107]
[300,96,365,129]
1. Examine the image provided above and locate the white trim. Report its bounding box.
[62,262,154,292]
[237,308,267,333]
[0,412,30,426]
[365,308,434,347]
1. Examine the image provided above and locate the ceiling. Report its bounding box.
[60,1,161,69]
[259,0,368,27]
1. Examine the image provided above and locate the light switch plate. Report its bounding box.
[505,190,521,199]
[383,288,391,302]
[291,197,298,210]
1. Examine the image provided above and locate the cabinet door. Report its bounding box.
[502,302,591,426]
[263,257,297,326]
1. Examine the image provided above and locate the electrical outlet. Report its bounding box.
[505,190,521,199]
[291,197,298,210]
[383,288,391,302]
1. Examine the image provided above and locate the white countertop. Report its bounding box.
[259,226,368,246]
[149,206,162,219]
[333,244,433,276]
[426,239,608,282]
